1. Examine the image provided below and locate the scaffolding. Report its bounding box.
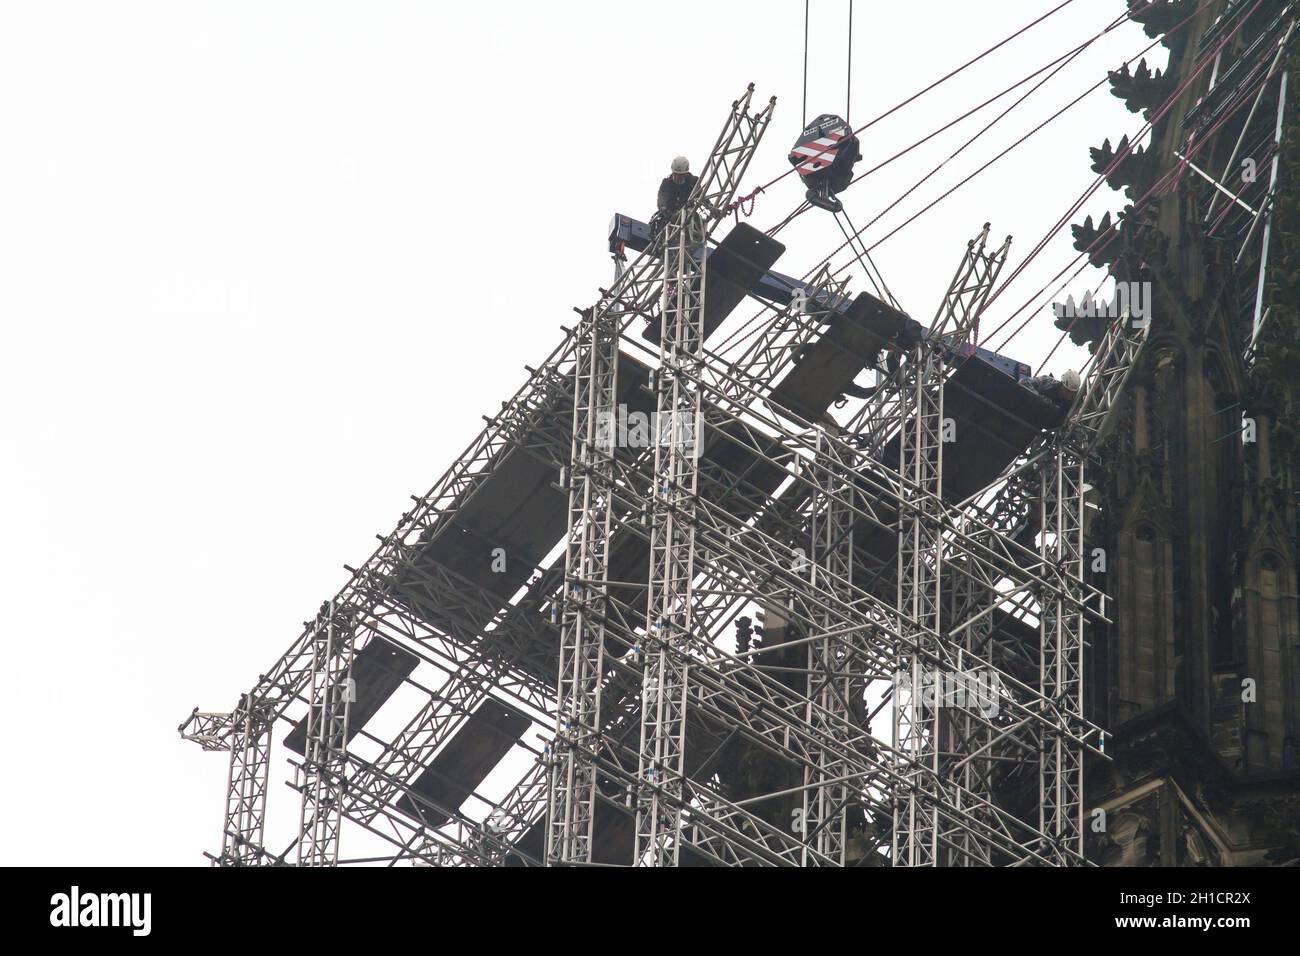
[180,75,1186,866]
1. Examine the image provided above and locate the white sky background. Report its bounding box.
[0,1,1158,865]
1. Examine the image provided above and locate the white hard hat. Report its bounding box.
[671,156,690,173]
[1061,369,1082,391]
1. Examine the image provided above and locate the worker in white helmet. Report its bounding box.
[656,156,698,219]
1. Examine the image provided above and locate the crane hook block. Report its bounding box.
[788,114,862,213]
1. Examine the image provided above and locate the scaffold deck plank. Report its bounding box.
[283,638,419,755]
[769,291,911,422]
[935,354,1066,502]
[395,697,533,827]
[405,358,653,613]
[642,223,785,346]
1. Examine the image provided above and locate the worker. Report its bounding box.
[657,156,698,218]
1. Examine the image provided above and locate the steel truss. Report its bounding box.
[545,296,620,864]
[800,431,859,865]
[891,343,945,867]
[296,600,354,866]
[635,203,707,866]
[1037,444,1085,862]
[635,86,775,866]
[221,697,273,865]
[892,225,1010,867]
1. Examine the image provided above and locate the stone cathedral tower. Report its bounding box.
[1075,0,1300,865]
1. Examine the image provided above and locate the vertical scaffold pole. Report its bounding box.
[635,203,706,867]
[220,695,273,865]
[942,551,997,867]
[801,430,857,865]
[547,294,619,866]
[298,600,354,866]
[1039,443,1085,863]
[931,225,1008,866]
[892,344,944,867]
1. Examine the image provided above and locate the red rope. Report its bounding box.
[988,18,1282,353]
[981,0,1264,325]
[727,186,764,221]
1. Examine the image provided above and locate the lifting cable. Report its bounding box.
[797,0,1218,342]
[709,0,1212,360]
[833,209,885,301]
[1001,58,1281,362]
[1034,271,1111,373]
[779,0,853,222]
[752,0,1080,199]
[732,0,1079,226]
[803,0,810,128]
[990,7,1250,354]
[999,43,1289,365]
[770,4,1140,238]
[808,14,1182,298]
[846,0,854,124]
[981,0,1268,349]
[710,9,1171,358]
[837,203,900,311]
[979,0,1265,331]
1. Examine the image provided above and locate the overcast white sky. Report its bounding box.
[0,1,1155,865]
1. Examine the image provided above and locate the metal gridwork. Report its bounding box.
[178,80,1164,867]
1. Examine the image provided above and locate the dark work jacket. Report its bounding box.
[657,173,698,214]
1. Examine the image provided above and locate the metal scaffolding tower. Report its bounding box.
[182,36,1272,863]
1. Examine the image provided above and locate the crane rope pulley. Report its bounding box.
[791,1,861,214]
